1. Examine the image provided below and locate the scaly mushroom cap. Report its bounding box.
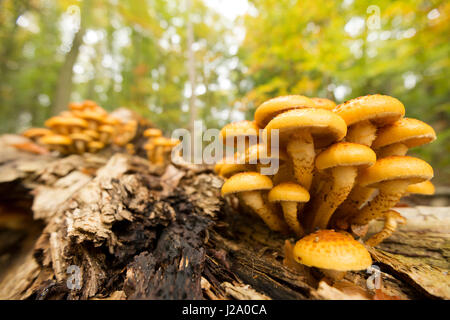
[40,134,72,146]
[243,143,288,164]
[22,128,52,139]
[406,180,435,195]
[219,120,259,147]
[358,156,434,188]
[102,116,121,126]
[333,94,405,127]
[311,97,336,110]
[143,128,162,138]
[293,229,372,271]
[255,95,317,128]
[268,182,310,202]
[315,142,376,171]
[221,172,272,196]
[372,118,436,149]
[263,108,347,148]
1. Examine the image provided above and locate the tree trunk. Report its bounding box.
[0,133,449,300]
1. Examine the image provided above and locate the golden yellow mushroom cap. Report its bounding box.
[268,182,310,202]
[70,133,92,143]
[311,97,336,110]
[22,128,52,138]
[315,142,376,171]
[143,128,162,138]
[293,229,372,271]
[333,94,405,127]
[255,95,317,128]
[243,143,288,164]
[219,120,259,146]
[221,172,272,196]
[372,118,436,149]
[40,134,72,145]
[358,156,434,188]
[406,180,435,195]
[263,108,347,148]
[219,163,249,179]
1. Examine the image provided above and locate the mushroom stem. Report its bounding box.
[331,185,375,228]
[350,180,409,225]
[154,146,165,165]
[346,120,377,146]
[280,201,305,237]
[309,166,358,231]
[286,131,315,189]
[320,269,346,281]
[365,210,406,247]
[74,140,86,154]
[239,190,288,233]
[376,143,408,158]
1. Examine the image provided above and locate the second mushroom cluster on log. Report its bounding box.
[143,128,180,167]
[22,100,139,155]
[216,94,436,272]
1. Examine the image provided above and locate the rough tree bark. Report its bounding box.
[0,134,448,300]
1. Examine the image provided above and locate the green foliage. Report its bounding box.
[0,0,448,182]
[239,0,449,182]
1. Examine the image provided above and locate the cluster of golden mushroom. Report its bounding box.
[22,100,138,155]
[143,128,180,166]
[217,94,436,276]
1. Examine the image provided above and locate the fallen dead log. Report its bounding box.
[0,134,448,300]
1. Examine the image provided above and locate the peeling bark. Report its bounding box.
[0,134,449,300]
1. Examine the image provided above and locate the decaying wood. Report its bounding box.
[0,134,449,300]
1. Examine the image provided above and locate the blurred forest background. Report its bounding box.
[0,0,449,182]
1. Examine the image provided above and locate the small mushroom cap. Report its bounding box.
[22,128,52,138]
[315,142,376,171]
[406,180,435,195]
[63,117,89,128]
[293,229,372,271]
[263,108,347,148]
[143,143,154,150]
[255,95,317,128]
[372,118,436,149]
[88,141,104,149]
[102,116,121,126]
[83,100,98,109]
[40,134,72,145]
[45,116,70,128]
[268,182,310,202]
[68,102,84,111]
[98,124,115,134]
[243,143,288,164]
[358,156,434,188]
[219,120,259,146]
[219,163,249,179]
[221,172,273,196]
[143,128,162,138]
[311,97,336,110]
[79,110,106,122]
[83,130,100,140]
[333,94,405,127]
[70,133,92,142]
